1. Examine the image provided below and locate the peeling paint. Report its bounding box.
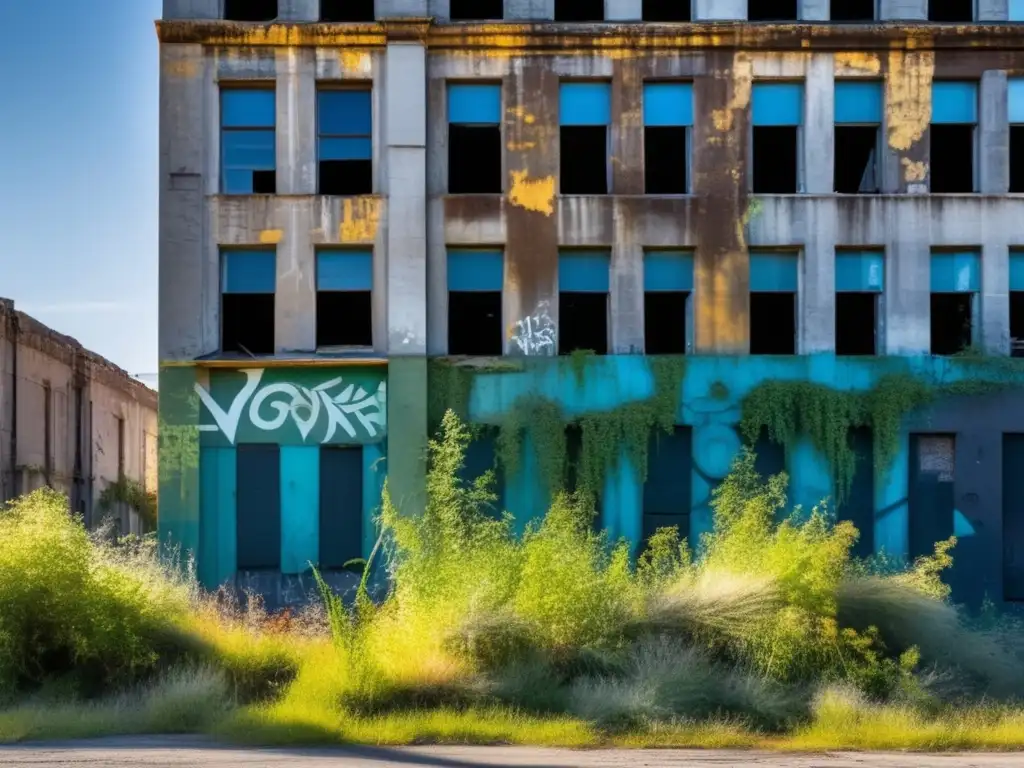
[901,158,929,183]
[886,50,935,152]
[711,56,752,132]
[337,49,372,75]
[835,52,881,76]
[507,106,536,125]
[508,171,555,216]
[507,140,537,151]
[338,197,381,243]
[259,229,284,244]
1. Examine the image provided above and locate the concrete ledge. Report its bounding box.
[156,20,1024,51]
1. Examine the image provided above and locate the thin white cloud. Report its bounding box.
[20,301,136,314]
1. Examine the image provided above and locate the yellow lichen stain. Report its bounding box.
[901,158,928,183]
[259,229,284,244]
[886,50,935,152]
[338,197,381,243]
[507,140,537,152]
[711,55,753,133]
[508,171,555,216]
[338,49,371,74]
[834,52,881,76]
[507,106,536,125]
[164,58,200,78]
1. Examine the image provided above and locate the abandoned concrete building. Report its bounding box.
[0,299,158,533]
[159,0,1024,607]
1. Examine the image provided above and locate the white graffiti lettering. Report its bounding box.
[196,369,386,445]
[510,301,556,356]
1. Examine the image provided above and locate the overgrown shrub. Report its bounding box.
[0,489,193,696]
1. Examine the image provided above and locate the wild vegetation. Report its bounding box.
[2,410,1024,750]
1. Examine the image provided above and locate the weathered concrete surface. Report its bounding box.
[6,739,1024,767]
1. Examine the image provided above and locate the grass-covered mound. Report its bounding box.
[2,411,1024,750]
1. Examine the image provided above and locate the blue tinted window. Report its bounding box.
[222,89,275,128]
[643,83,694,127]
[644,251,694,292]
[1011,251,1024,292]
[749,252,798,292]
[221,89,276,194]
[559,251,610,292]
[318,251,373,291]
[560,83,612,126]
[1010,79,1024,123]
[448,250,503,291]
[752,83,803,126]
[835,82,883,124]
[931,251,980,293]
[319,90,372,135]
[836,251,884,292]
[931,82,978,124]
[223,250,276,294]
[448,84,501,124]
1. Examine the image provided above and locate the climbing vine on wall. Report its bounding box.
[99,477,158,533]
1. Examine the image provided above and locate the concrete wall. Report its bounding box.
[0,300,158,532]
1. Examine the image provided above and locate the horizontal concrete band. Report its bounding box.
[156,21,1024,51]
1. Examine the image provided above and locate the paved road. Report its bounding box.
[3,738,1024,767]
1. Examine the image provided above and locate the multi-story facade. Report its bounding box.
[159,0,1024,608]
[1,299,158,533]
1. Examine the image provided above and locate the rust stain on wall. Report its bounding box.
[692,51,752,354]
[259,229,284,244]
[338,197,381,243]
[508,171,555,216]
[834,52,881,76]
[886,50,935,152]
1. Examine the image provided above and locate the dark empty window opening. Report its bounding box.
[225,0,277,20]
[642,0,692,20]
[930,124,974,193]
[645,292,687,354]
[320,161,370,194]
[753,126,798,193]
[1011,292,1024,357]
[555,0,606,21]
[450,0,504,18]
[645,127,688,194]
[831,0,875,20]
[320,0,375,21]
[449,292,503,355]
[1011,127,1024,193]
[317,291,372,347]
[750,293,796,354]
[834,126,878,193]
[559,293,608,355]
[931,292,974,355]
[748,0,798,20]
[928,0,973,21]
[449,125,502,193]
[223,294,275,355]
[252,170,276,193]
[561,126,608,194]
[836,292,877,356]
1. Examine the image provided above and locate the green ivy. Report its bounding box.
[98,477,158,533]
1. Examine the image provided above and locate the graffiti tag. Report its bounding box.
[196,369,386,445]
[510,301,555,355]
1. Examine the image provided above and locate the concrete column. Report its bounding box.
[279,0,319,20]
[980,70,1010,195]
[606,0,642,19]
[378,0,430,15]
[799,204,838,354]
[978,0,1009,21]
[162,0,219,18]
[160,44,213,362]
[883,206,931,355]
[981,242,1011,355]
[610,236,644,354]
[276,48,316,196]
[275,203,317,352]
[385,43,428,355]
[426,72,448,355]
[879,0,927,19]
[506,0,554,18]
[799,0,829,20]
[803,54,834,195]
[693,0,745,18]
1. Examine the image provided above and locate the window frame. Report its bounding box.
[220,85,277,195]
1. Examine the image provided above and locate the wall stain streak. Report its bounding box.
[834,52,881,76]
[338,197,381,243]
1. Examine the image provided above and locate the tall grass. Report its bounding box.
[3,410,1024,749]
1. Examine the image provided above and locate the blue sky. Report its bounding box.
[0,0,161,382]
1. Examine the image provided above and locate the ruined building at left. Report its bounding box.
[0,299,159,533]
